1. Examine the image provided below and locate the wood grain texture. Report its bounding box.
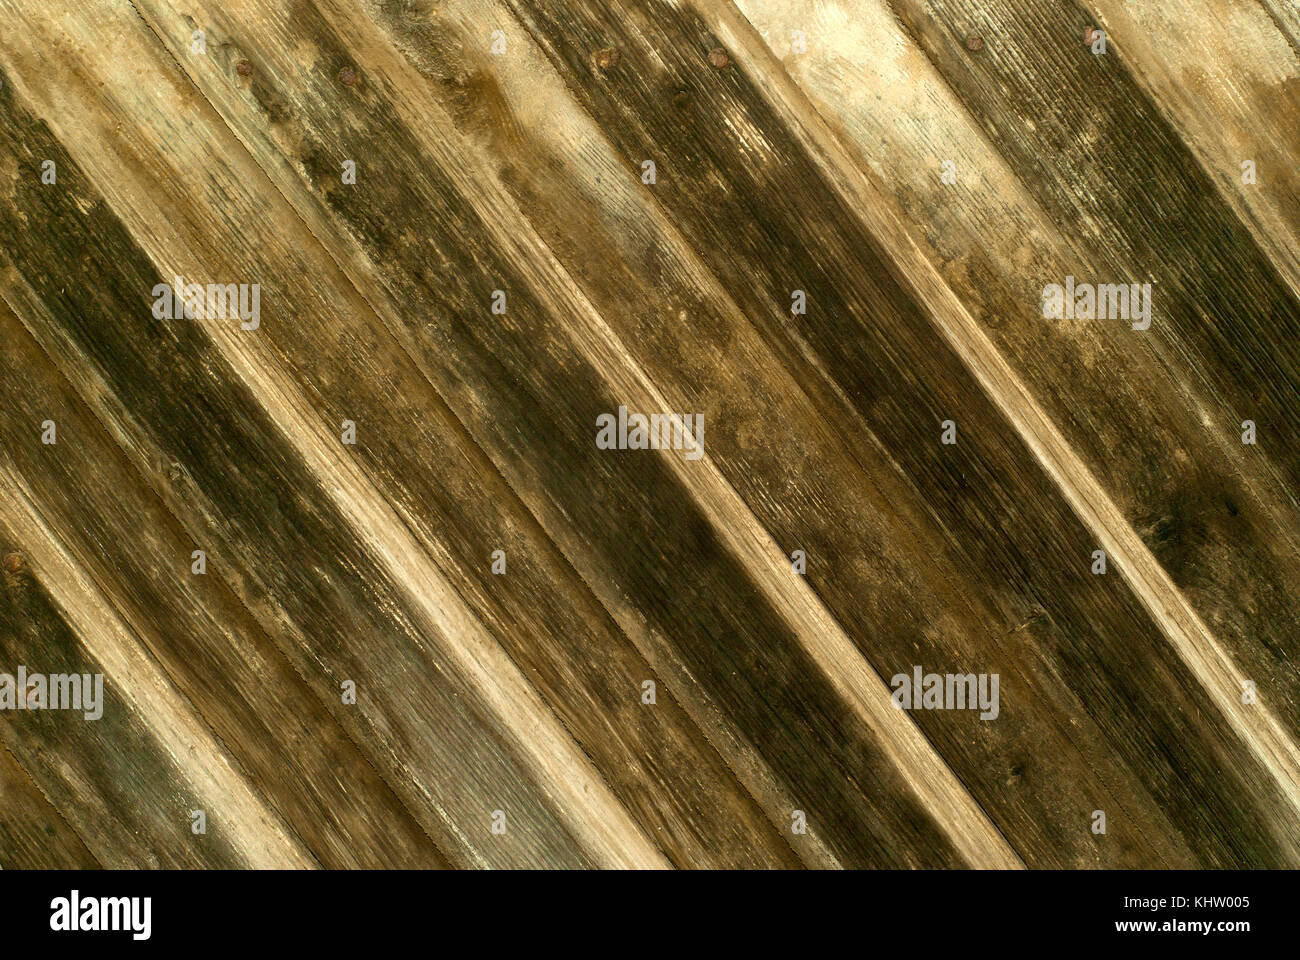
[0,0,1295,869]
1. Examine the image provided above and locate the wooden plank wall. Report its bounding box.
[0,0,1295,868]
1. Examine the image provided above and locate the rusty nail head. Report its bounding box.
[1084,26,1101,43]
[965,35,984,51]
[2,552,24,575]
[708,47,730,69]
[236,59,252,77]
[339,66,358,86]
[593,47,620,70]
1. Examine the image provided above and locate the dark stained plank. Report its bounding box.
[1086,0,1300,289]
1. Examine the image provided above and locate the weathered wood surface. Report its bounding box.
[0,0,1295,868]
